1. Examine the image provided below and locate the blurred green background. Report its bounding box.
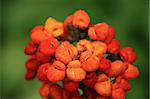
[1,0,149,98]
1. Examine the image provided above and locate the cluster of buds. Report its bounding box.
[24,10,139,99]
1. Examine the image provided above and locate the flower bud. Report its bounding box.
[83,87,98,99]
[24,41,37,55]
[63,15,73,36]
[25,58,41,71]
[37,63,50,81]
[25,69,36,80]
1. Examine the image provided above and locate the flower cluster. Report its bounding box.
[24,10,139,99]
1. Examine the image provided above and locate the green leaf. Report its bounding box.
[85,36,92,41]
[78,88,83,96]
[72,41,77,46]
[109,77,115,83]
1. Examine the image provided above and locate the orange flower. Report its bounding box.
[88,26,97,40]
[112,88,125,99]
[30,26,49,44]
[123,64,139,80]
[94,80,111,97]
[104,25,115,44]
[120,47,137,63]
[24,10,140,99]
[47,61,66,82]
[44,18,64,37]
[73,10,90,29]
[94,23,109,41]
[107,39,120,54]
[97,74,108,82]
[92,41,107,56]
[88,23,115,43]
[107,60,128,77]
[66,60,86,82]
[67,60,81,68]
[39,37,59,56]
[114,76,132,91]
[119,78,131,91]
[55,41,78,64]
[80,51,99,72]
[39,83,51,98]
[76,39,94,52]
